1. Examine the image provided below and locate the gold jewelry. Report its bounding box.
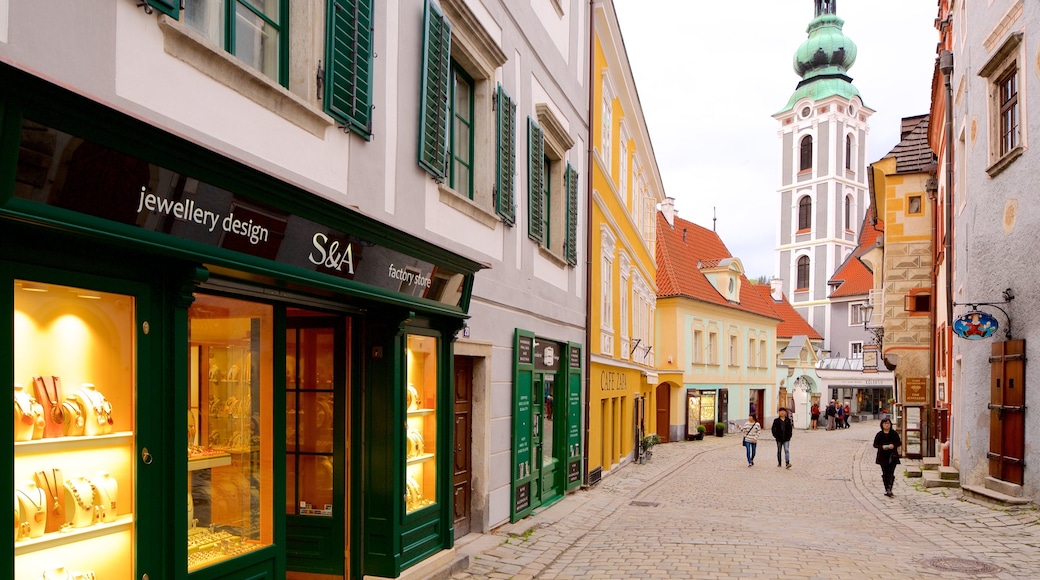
[65,478,95,512]
[14,393,35,425]
[36,469,63,517]
[16,487,45,523]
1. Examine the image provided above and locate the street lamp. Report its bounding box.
[862,303,884,350]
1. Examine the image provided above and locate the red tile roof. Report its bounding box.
[829,209,884,298]
[751,284,823,340]
[656,213,782,322]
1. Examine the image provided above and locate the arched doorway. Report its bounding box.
[655,383,670,442]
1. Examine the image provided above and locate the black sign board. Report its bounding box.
[567,460,580,484]
[514,481,530,513]
[569,346,581,369]
[535,339,562,371]
[14,122,467,307]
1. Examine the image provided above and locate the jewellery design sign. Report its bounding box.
[13,122,467,308]
[953,310,998,340]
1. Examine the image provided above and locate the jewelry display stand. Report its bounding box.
[187,303,270,572]
[405,336,438,514]
[14,280,135,580]
[16,481,46,539]
[14,384,43,442]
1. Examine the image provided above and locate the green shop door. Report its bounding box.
[285,312,349,575]
[534,374,560,506]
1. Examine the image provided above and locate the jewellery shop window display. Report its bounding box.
[187,295,274,571]
[405,335,438,514]
[13,280,135,580]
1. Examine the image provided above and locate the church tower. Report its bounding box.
[773,0,873,346]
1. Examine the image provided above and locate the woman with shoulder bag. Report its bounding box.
[873,418,902,496]
[740,414,761,467]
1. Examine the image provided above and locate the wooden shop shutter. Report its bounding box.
[417,0,452,179]
[495,84,516,225]
[326,0,374,137]
[527,118,545,243]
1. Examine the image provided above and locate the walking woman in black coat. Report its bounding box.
[873,418,902,497]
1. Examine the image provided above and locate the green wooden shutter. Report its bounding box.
[326,0,374,137]
[527,118,545,243]
[565,341,583,491]
[512,329,536,521]
[495,85,516,225]
[418,0,452,179]
[565,163,579,265]
[146,0,178,18]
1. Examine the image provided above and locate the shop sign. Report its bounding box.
[517,335,533,365]
[953,310,998,340]
[534,340,561,371]
[14,123,467,307]
[514,482,530,513]
[567,461,580,484]
[599,370,628,392]
[905,377,928,404]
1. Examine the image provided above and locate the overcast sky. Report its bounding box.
[612,0,939,279]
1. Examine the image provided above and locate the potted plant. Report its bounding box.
[695,424,706,440]
[715,421,726,437]
[640,434,661,463]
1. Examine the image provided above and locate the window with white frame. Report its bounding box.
[729,334,738,367]
[618,128,629,201]
[850,341,864,359]
[759,339,767,368]
[708,332,718,365]
[620,257,630,359]
[693,329,703,364]
[979,32,1026,176]
[748,338,756,367]
[601,255,613,330]
[849,302,866,326]
[601,76,613,173]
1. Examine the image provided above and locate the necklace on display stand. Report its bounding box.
[66,478,96,513]
[16,487,45,523]
[36,469,63,517]
[14,386,36,425]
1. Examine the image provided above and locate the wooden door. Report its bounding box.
[655,383,670,442]
[989,340,1026,484]
[453,356,473,537]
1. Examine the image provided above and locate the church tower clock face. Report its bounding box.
[773,0,873,348]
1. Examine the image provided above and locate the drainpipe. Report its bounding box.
[939,49,954,462]
[582,0,595,488]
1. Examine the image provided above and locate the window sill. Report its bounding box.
[437,184,501,229]
[986,145,1025,177]
[795,229,811,235]
[158,15,334,139]
[797,169,812,176]
[538,245,570,268]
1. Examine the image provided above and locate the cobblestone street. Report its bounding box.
[452,423,1040,579]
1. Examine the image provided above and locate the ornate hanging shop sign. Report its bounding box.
[953,310,999,340]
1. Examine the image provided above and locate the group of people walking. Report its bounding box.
[810,399,850,430]
[739,408,793,468]
[739,405,903,498]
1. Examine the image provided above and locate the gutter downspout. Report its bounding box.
[939,49,955,463]
[582,0,595,488]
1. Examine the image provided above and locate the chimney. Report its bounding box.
[770,277,784,301]
[660,197,676,227]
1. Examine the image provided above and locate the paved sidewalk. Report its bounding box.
[451,422,1040,579]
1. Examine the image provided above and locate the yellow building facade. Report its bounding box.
[588,0,665,482]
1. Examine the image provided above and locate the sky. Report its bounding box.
[612,0,940,279]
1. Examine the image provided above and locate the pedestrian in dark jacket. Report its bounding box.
[873,418,902,496]
[825,400,837,430]
[771,407,794,468]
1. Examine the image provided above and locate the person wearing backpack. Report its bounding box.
[771,407,794,468]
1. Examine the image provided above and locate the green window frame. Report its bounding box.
[418,0,452,179]
[182,0,290,87]
[326,0,374,138]
[541,154,552,249]
[449,64,475,199]
[565,163,579,265]
[527,118,545,243]
[495,84,517,225]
